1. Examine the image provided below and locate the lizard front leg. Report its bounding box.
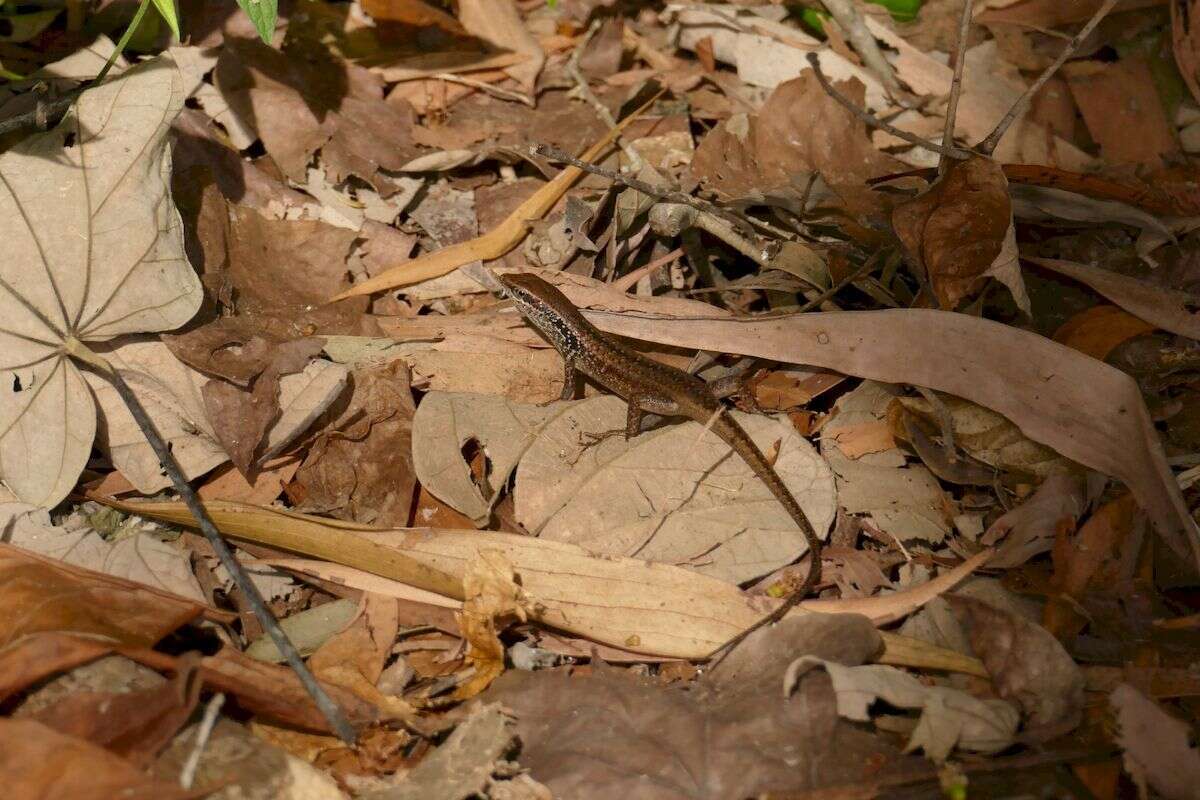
[558,359,580,401]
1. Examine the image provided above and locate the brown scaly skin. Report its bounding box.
[499,272,822,660]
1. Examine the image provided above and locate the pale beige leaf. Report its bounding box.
[246,598,359,663]
[411,392,559,524]
[784,658,1019,762]
[0,56,200,508]
[87,337,226,493]
[87,340,344,493]
[519,395,836,584]
[0,502,205,603]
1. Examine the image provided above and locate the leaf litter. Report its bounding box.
[2,0,1200,797]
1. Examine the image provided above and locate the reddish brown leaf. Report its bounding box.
[0,544,210,650]
[893,156,1012,309]
[0,719,205,800]
[27,656,203,767]
[1044,493,1140,639]
[1064,58,1178,167]
[1052,305,1156,361]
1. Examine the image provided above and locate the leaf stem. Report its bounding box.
[69,340,358,744]
[93,0,153,86]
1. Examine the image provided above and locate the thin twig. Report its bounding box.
[938,0,975,176]
[795,256,877,313]
[100,365,357,744]
[977,0,1118,155]
[434,72,533,107]
[820,0,902,97]
[915,385,957,464]
[179,693,225,789]
[612,247,684,292]
[805,52,968,160]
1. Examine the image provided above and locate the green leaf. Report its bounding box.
[150,0,179,40]
[866,0,923,23]
[236,0,277,44]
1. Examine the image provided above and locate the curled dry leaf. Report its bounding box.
[893,156,1024,311]
[453,551,528,700]
[308,593,412,718]
[0,56,200,507]
[947,594,1085,736]
[517,395,836,585]
[1053,305,1156,362]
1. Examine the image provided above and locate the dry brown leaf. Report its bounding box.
[948,594,1085,737]
[457,0,545,94]
[410,393,561,525]
[820,382,952,543]
[572,280,1197,573]
[1044,493,1141,639]
[893,157,1018,310]
[197,456,301,505]
[516,395,836,585]
[1064,58,1179,167]
[690,72,898,212]
[227,206,378,337]
[309,593,411,718]
[0,718,204,800]
[292,360,419,528]
[1052,305,1157,361]
[483,613,915,798]
[1111,682,1200,800]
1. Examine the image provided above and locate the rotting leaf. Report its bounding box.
[1111,682,1200,800]
[947,594,1085,737]
[0,56,201,507]
[483,613,917,798]
[893,156,1020,311]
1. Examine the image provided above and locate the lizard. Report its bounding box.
[498,271,823,660]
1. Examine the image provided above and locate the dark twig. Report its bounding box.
[938,0,974,175]
[977,0,1118,155]
[805,53,969,160]
[103,366,358,744]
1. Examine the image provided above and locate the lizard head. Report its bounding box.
[497,272,582,356]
